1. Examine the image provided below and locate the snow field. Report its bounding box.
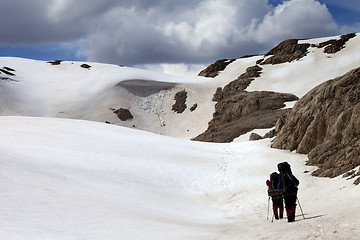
[1,117,359,239]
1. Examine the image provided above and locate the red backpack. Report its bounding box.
[267,172,283,199]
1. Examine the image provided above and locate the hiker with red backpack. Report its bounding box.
[266,172,284,220]
[277,162,299,222]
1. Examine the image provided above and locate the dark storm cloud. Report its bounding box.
[0,0,85,44]
[0,0,355,66]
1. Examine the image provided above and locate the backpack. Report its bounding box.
[277,162,298,196]
[267,172,283,199]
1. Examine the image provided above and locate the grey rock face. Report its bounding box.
[272,67,360,184]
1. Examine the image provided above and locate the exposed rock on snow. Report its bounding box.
[249,132,262,141]
[258,39,310,65]
[3,66,16,72]
[113,108,134,121]
[172,89,187,113]
[314,33,356,54]
[198,59,236,78]
[214,65,263,101]
[194,91,298,142]
[0,67,17,81]
[194,62,297,142]
[0,67,16,76]
[272,67,360,184]
[190,103,197,112]
[80,63,92,69]
[47,60,63,65]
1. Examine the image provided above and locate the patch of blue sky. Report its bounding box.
[318,1,360,26]
[0,43,86,62]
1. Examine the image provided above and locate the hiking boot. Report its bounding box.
[279,214,283,219]
[287,215,295,222]
[275,215,279,220]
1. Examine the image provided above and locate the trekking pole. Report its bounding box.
[267,197,270,220]
[297,197,306,219]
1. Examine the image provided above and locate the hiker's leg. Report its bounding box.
[273,206,279,219]
[279,204,284,219]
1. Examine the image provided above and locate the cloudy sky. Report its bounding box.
[0,0,359,75]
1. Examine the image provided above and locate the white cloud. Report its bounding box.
[134,63,206,77]
[83,0,339,65]
[0,0,345,66]
[251,0,338,43]
[159,63,207,77]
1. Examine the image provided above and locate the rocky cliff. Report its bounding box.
[272,67,360,184]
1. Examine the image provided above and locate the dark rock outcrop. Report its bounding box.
[0,69,17,82]
[198,59,236,78]
[194,61,297,143]
[315,33,356,54]
[213,65,262,101]
[190,103,198,112]
[259,39,310,65]
[114,108,134,121]
[3,67,15,72]
[81,64,91,69]
[194,91,298,142]
[47,60,63,65]
[0,68,16,76]
[272,67,360,184]
[172,90,187,113]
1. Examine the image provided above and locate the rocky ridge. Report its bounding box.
[198,59,236,78]
[314,33,356,54]
[194,63,298,142]
[257,39,310,65]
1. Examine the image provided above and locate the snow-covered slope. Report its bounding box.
[0,57,217,139]
[247,34,360,97]
[1,34,360,141]
[0,117,359,239]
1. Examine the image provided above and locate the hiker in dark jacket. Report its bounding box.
[266,172,284,220]
[277,162,299,222]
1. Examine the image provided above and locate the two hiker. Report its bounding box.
[266,162,299,222]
